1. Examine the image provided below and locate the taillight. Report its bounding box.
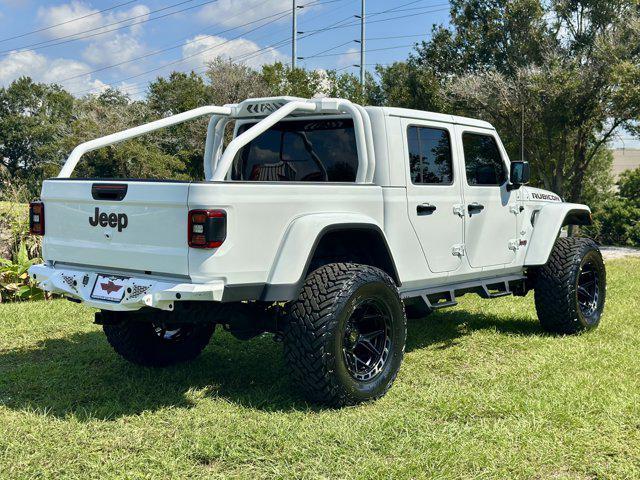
[29,201,45,235]
[188,209,226,249]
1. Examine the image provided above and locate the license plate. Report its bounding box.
[91,275,128,303]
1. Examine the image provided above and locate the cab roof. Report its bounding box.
[372,106,495,130]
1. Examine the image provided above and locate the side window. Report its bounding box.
[407,126,453,184]
[462,133,507,186]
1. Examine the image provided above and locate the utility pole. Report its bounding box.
[360,0,366,90]
[292,0,298,69]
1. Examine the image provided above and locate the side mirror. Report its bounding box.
[508,161,530,190]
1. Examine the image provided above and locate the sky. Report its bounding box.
[0,0,451,98]
[0,0,635,148]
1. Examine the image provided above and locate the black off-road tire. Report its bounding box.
[283,263,407,407]
[534,237,606,334]
[103,310,215,367]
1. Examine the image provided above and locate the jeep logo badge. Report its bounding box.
[89,207,128,232]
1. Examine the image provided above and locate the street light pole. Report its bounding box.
[292,0,298,69]
[360,0,365,90]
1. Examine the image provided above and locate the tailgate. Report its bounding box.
[41,180,190,276]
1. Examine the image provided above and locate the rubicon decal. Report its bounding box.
[89,207,128,232]
[531,192,561,202]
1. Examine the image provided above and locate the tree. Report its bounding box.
[371,62,443,111]
[206,57,269,105]
[261,63,325,99]
[0,77,75,194]
[69,89,187,181]
[147,72,213,179]
[618,167,640,207]
[413,0,640,203]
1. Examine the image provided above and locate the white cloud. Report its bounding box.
[198,0,291,28]
[82,33,145,71]
[182,34,285,69]
[337,48,359,67]
[0,49,107,94]
[37,1,149,39]
[36,2,149,71]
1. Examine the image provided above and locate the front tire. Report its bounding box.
[283,263,407,406]
[103,310,215,367]
[534,237,606,334]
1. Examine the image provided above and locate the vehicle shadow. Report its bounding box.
[405,309,545,353]
[0,310,544,420]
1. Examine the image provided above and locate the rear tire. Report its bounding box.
[283,263,406,407]
[534,237,606,334]
[103,310,215,367]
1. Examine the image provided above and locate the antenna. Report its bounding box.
[521,104,525,161]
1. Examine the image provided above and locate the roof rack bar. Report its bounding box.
[58,105,233,178]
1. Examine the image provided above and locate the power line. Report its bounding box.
[301,4,449,34]
[301,35,432,62]
[71,0,358,95]
[59,9,291,84]
[301,44,415,59]
[0,0,217,55]
[74,0,442,96]
[59,0,345,86]
[70,10,292,95]
[367,33,430,41]
[0,0,139,43]
[298,40,353,60]
[112,0,356,96]
[120,37,293,97]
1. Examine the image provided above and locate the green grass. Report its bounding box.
[1,259,639,479]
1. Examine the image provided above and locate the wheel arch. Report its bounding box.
[263,213,400,301]
[524,203,593,266]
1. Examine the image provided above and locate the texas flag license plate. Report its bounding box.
[90,275,128,303]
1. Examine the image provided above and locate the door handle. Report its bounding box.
[467,202,485,214]
[417,203,437,215]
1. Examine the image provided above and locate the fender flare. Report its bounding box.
[524,203,593,266]
[262,213,399,301]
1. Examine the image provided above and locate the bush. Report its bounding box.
[0,184,45,301]
[584,167,640,246]
[586,197,640,246]
[0,242,45,302]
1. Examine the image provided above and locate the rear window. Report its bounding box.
[231,119,358,182]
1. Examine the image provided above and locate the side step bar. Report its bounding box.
[400,274,526,311]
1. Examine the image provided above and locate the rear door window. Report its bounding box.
[232,119,358,182]
[407,126,453,184]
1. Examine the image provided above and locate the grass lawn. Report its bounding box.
[1,258,639,479]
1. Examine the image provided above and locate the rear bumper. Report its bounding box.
[28,264,225,311]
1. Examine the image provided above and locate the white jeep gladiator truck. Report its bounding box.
[28,96,606,406]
